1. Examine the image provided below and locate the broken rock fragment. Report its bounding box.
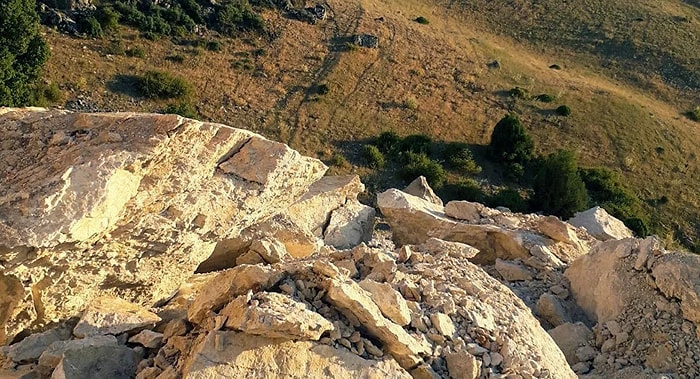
[73,297,161,338]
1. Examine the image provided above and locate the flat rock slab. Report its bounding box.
[73,297,161,338]
[52,344,137,379]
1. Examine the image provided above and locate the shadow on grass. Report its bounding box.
[106,74,141,98]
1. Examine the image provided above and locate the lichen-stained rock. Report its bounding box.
[377,189,529,263]
[0,109,325,344]
[188,265,284,325]
[220,292,333,340]
[568,207,633,241]
[73,297,161,338]
[183,331,412,379]
[324,278,431,369]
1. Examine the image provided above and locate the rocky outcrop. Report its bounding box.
[3,110,699,379]
[0,108,325,343]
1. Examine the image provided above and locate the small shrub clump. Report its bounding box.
[509,87,528,99]
[361,145,385,169]
[329,153,348,167]
[488,188,527,213]
[556,105,572,116]
[163,102,198,118]
[125,46,146,58]
[207,40,222,51]
[400,152,446,189]
[415,16,430,24]
[534,93,555,102]
[688,107,700,122]
[444,142,481,175]
[137,70,192,99]
[399,134,432,155]
[80,16,103,38]
[316,83,330,95]
[488,114,534,165]
[374,131,402,154]
[532,150,588,219]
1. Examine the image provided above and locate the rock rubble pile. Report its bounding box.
[1,109,699,379]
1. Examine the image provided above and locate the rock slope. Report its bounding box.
[1,109,699,379]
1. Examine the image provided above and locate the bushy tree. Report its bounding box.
[532,150,588,219]
[0,0,50,106]
[488,114,534,164]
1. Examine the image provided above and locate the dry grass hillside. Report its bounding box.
[40,0,700,250]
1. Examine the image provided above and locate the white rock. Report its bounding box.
[128,330,164,349]
[445,351,480,379]
[444,201,483,223]
[323,201,376,249]
[568,207,633,241]
[403,176,443,207]
[495,259,533,281]
[430,313,456,338]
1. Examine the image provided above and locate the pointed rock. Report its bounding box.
[403,176,443,207]
[568,206,632,241]
[359,279,412,326]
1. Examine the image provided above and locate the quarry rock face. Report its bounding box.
[2,109,700,379]
[0,108,326,343]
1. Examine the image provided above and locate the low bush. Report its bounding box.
[316,83,330,95]
[403,96,418,110]
[374,131,402,154]
[444,142,481,175]
[488,114,534,165]
[217,0,265,36]
[400,152,446,189]
[163,102,198,118]
[32,82,62,106]
[137,71,192,99]
[556,105,571,116]
[94,6,120,33]
[361,145,385,169]
[532,150,588,219]
[329,153,348,167]
[166,54,186,63]
[509,87,527,99]
[125,47,146,58]
[399,134,432,155]
[207,40,222,52]
[534,93,555,102]
[80,16,103,38]
[440,179,486,203]
[415,16,430,24]
[549,64,562,70]
[488,188,527,213]
[688,107,700,122]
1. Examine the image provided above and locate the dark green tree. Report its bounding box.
[532,150,588,219]
[488,114,534,164]
[0,0,50,106]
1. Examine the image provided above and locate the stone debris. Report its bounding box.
[2,110,698,379]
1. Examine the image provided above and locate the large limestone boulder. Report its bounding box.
[183,331,411,379]
[568,207,633,241]
[652,252,700,325]
[0,109,326,344]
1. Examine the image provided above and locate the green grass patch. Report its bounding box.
[137,71,192,99]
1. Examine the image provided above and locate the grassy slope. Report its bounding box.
[41,0,700,249]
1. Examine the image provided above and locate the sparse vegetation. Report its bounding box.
[403,96,418,110]
[488,188,527,213]
[509,87,528,99]
[415,16,430,25]
[80,16,104,38]
[329,153,348,167]
[556,105,572,116]
[489,114,534,165]
[207,41,222,52]
[137,71,192,99]
[125,47,146,58]
[549,64,562,70]
[444,142,482,175]
[399,134,432,155]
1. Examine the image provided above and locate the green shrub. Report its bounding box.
[217,0,265,36]
[415,16,430,24]
[362,145,385,169]
[176,0,204,24]
[164,102,198,118]
[444,142,481,175]
[399,134,432,155]
[509,87,527,99]
[440,179,486,203]
[375,131,402,154]
[94,6,119,33]
[316,83,330,95]
[403,96,418,110]
[125,46,146,58]
[556,105,571,116]
[534,94,555,102]
[32,81,62,106]
[489,188,527,213]
[329,153,348,167]
[105,39,125,55]
[137,71,192,99]
[207,40,222,52]
[488,114,534,164]
[688,107,700,122]
[0,0,51,106]
[80,16,103,38]
[400,152,446,189]
[532,150,588,219]
[506,162,525,181]
[625,218,649,238]
[549,64,562,70]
